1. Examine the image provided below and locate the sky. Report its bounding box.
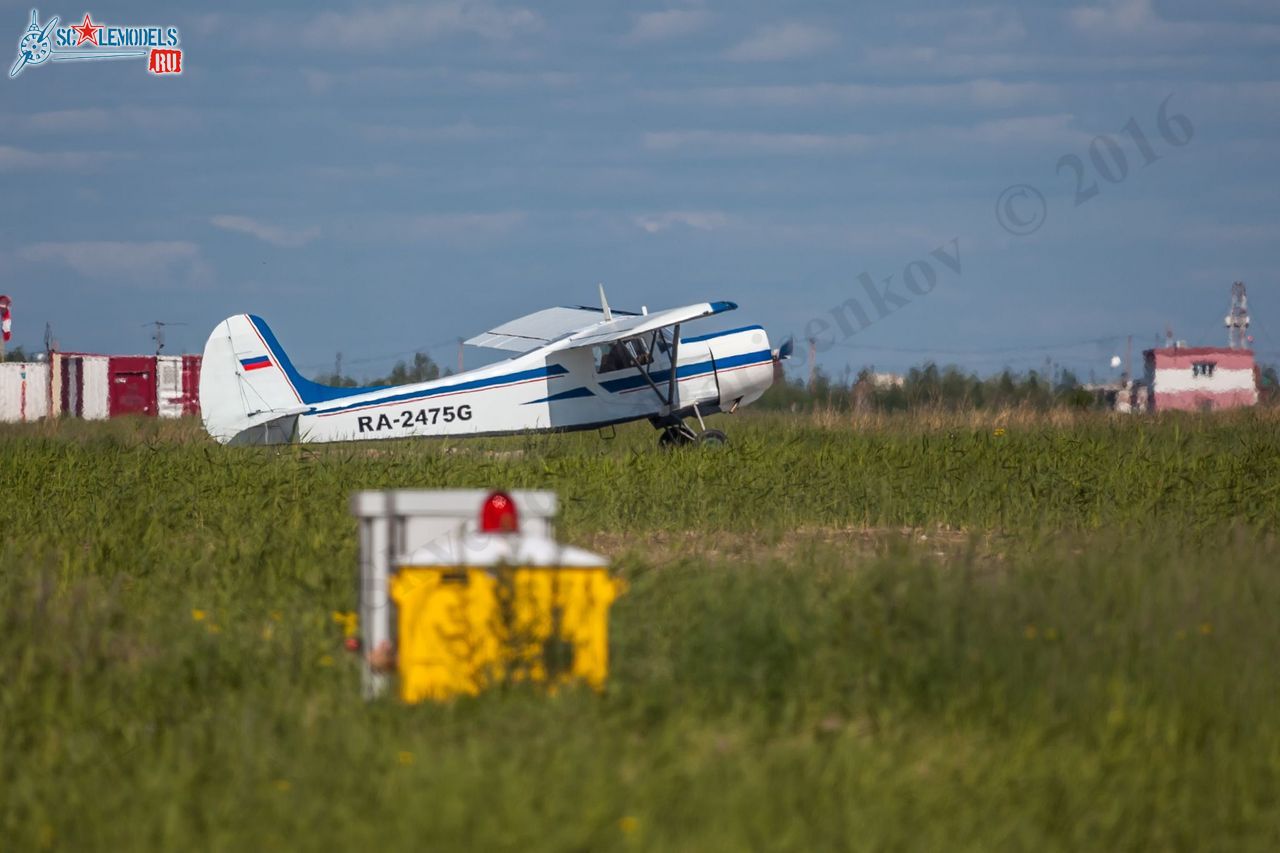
[2,0,1278,384]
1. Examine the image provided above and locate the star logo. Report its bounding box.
[71,13,102,47]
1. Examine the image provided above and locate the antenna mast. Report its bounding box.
[1225,281,1250,349]
[143,320,187,356]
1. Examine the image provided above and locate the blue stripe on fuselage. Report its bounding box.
[524,386,595,404]
[309,363,570,415]
[598,349,771,393]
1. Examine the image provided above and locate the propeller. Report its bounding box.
[772,336,794,362]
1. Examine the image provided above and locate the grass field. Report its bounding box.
[3,411,1280,850]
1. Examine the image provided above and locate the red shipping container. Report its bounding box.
[108,356,157,417]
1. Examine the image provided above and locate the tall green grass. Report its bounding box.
[2,413,1278,849]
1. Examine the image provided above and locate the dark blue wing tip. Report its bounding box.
[709,300,738,314]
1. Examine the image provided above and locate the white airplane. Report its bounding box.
[199,288,792,448]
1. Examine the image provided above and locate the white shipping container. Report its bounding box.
[0,362,50,422]
[157,355,184,418]
[82,355,109,419]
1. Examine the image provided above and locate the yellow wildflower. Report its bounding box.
[319,654,334,667]
[398,751,415,766]
[1199,622,1213,636]
[191,609,206,622]
[331,610,359,638]
[1024,624,1038,640]
[993,427,1006,437]
[619,816,639,835]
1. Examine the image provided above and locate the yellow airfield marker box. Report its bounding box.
[352,489,621,703]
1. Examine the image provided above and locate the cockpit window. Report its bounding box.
[594,337,653,373]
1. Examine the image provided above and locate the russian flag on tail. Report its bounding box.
[240,355,273,371]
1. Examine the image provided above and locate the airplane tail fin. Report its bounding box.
[200,314,385,444]
[199,314,310,444]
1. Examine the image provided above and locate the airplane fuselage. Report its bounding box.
[227,325,774,445]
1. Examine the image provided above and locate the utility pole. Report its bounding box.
[457,338,465,374]
[142,320,187,356]
[807,338,817,392]
[1225,281,1250,349]
[1124,335,1132,384]
[334,352,343,383]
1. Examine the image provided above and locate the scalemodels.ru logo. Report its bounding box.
[9,9,183,79]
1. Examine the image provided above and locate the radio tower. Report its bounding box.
[1225,281,1250,349]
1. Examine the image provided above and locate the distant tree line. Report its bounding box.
[313,351,446,388]
[761,361,1280,411]
[760,363,1102,412]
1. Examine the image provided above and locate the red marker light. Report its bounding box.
[344,636,360,653]
[480,490,519,533]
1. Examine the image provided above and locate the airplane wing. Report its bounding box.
[558,301,737,350]
[464,301,735,353]
[464,306,638,353]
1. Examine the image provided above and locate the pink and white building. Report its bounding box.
[1142,346,1258,412]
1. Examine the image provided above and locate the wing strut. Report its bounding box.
[666,323,680,412]
[615,330,672,410]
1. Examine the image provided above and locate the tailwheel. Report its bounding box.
[696,428,728,447]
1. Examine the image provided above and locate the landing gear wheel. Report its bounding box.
[658,427,693,449]
[696,428,728,447]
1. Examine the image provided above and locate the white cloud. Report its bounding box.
[644,114,1083,155]
[644,129,876,154]
[1069,0,1280,44]
[628,10,711,42]
[297,2,541,49]
[725,22,838,61]
[899,7,1027,47]
[210,215,320,249]
[301,66,575,96]
[24,109,110,132]
[349,211,527,242]
[11,107,206,134]
[859,46,1200,77]
[930,113,1082,146]
[1070,0,1162,35]
[647,79,1054,110]
[464,69,578,88]
[405,211,526,235]
[633,211,729,233]
[0,145,114,170]
[20,241,212,287]
[358,120,511,143]
[1179,222,1280,246]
